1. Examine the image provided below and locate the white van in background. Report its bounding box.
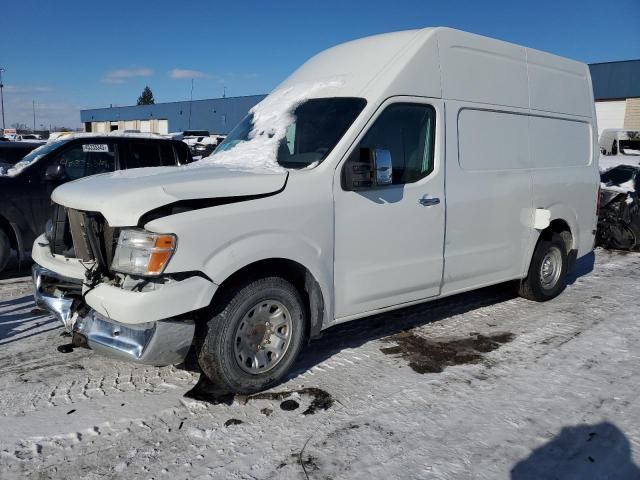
[32,27,599,395]
[599,129,640,156]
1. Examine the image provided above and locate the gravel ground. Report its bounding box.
[0,249,639,479]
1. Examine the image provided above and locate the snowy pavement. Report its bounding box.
[0,250,639,479]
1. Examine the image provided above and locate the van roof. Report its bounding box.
[279,27,593,118]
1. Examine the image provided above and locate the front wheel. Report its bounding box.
[197,276,306,394]
[519,233,568,302]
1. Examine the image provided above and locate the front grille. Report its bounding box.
[51,206,118,269]
[50,204,75,257]
[68,209,94,262]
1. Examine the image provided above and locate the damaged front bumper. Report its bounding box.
[33,263,196,366]
[32,233,216,366]
[74,312,195,366]
[32,264,81,330]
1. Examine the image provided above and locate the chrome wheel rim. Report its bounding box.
[233,300,293,374]
[540,246,562,290]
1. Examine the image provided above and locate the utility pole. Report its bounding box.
[188,78,194,129]
[0,67,6,131]
[32,100,36,131]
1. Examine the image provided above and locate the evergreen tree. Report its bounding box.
[137,86,155,105]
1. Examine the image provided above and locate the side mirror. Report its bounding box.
[44,163,64,181]
[374,149,392,186]
[343,148,393,191]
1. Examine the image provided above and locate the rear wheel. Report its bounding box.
[0,228,11,274]
[519,233,568,301]
[197,276,306,394]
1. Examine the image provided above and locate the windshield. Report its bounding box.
[0,140,67,177]
[215,97,366,169]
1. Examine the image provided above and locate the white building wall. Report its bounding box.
[595,100,626,136]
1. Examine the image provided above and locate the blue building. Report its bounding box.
[589,59,640,134]
[80,94,266,135]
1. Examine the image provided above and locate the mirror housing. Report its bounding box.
[343,148,393,191]
[44,163,64,181]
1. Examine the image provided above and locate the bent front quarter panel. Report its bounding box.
[145,170,335,327]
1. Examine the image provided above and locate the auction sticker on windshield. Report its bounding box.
[82,144,110,152]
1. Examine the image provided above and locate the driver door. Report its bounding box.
[333,98,445,319]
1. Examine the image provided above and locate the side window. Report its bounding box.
[127,143,160,168]
[55,143,115,180]
[349,103,436,185]
[158,143,175,166]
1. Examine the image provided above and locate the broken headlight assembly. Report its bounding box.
[111,229,177,276]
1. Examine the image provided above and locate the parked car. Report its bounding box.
[17,134,46,142]
[0,141,41,165]
[192,135,225,158]
[596,165,640,250]
[32,28,599,395]
[0,134,192,273]
[600,129,640,156]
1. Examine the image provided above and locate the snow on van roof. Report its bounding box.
[197,79,343,172]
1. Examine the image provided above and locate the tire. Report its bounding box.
[197,276,306,394]
[519,233,568,302]
[0,228,11,274]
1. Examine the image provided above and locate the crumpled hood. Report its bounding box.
[52,164,288,226]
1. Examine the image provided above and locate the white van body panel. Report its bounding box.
[40,27,599,331]
[442,102,535,294]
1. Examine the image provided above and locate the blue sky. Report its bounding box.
[1,0,639,128]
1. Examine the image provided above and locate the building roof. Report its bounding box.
[589,60,640,101]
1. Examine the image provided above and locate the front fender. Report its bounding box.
[202,231,333,329]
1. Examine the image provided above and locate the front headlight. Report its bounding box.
[111,229,177,276]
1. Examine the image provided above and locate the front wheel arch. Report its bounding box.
[205,258,325,341]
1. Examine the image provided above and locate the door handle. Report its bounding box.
[419,195,440,207]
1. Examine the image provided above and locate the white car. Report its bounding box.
[32,27,599,395]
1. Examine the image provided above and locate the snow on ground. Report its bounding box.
[0,250,639,479]
[599,154,640,172]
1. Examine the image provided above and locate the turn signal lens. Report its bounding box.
[147,235,177,275]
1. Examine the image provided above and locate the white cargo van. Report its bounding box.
[32,28,599,394]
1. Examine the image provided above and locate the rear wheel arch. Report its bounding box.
[541,219,575,270]
[547,219,573,251]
